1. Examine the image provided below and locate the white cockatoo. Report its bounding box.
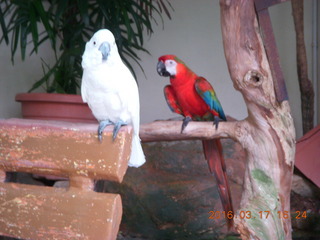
[81,29,145,168]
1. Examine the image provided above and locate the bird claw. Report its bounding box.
[98,120,113,142]
[181,116,192,133]
[213,116,222,130]
[113,121,127,141]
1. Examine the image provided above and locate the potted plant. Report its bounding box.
[0,0,172,122]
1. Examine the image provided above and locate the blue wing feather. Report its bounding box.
[195,78,226,121]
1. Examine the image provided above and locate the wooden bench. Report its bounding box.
[0,118,132,240]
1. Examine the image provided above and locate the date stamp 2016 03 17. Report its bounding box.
[208,210,307,220]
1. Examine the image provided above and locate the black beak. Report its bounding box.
[157,61,171,77]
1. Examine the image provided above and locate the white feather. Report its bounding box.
[81,29,145,167]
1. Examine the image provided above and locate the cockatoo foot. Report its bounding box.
[181,116,192,133]
[113,121,127,141]
[98,120,113,142]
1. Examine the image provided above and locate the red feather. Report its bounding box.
[202,139,233,229]
[164,85,183,115]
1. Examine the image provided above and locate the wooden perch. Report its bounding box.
[140,120,239,142]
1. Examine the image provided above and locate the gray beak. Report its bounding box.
[157,61,171,77]
[99,42,110,60]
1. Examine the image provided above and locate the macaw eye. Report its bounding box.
[93,41,96,45]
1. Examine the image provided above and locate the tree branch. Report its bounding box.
[220,1,295,239]
[139,120,240,142]
[291,0,314,134]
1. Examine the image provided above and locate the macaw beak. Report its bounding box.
[99,42,110,60]
[157,61,171,77]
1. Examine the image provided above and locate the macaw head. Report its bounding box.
[157,55,189,78]
[82,29,118,69]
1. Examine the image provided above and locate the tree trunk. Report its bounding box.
[291,0,314,134]
[219,1,295,239]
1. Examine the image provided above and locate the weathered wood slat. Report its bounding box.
[0,118,132,240]
[0,182,122,240]
[0,118,132,182]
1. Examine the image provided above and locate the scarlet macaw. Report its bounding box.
[157,54,233,228]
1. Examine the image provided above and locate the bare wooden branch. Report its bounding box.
[292,0,314,134]
[139,120,239,142]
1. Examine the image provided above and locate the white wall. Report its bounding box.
[0,0,316,139]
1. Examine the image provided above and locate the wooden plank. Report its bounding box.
[0,118,132,182]
[0,182,122,240]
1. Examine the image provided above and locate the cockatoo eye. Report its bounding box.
[93,41,96,45]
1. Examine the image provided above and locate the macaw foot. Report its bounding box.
[213,116,223,130]
[181,116,192,133]
[98,120,113,142]
[113,120,127,141]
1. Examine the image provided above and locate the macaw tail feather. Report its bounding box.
[202,139,233,229]
[128,134,145,168]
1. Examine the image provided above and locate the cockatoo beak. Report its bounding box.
[99,42,110,60]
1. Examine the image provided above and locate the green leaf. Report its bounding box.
[0,3,9,44]
[158,0,173,20]
[33,0,55,50]
[77,0,89,26]
[20,21,28,60]
[11,25,20,64]
[29,2,39,53]
[29,32,48,55]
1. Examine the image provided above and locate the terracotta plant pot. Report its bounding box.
[15,93,96,123]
